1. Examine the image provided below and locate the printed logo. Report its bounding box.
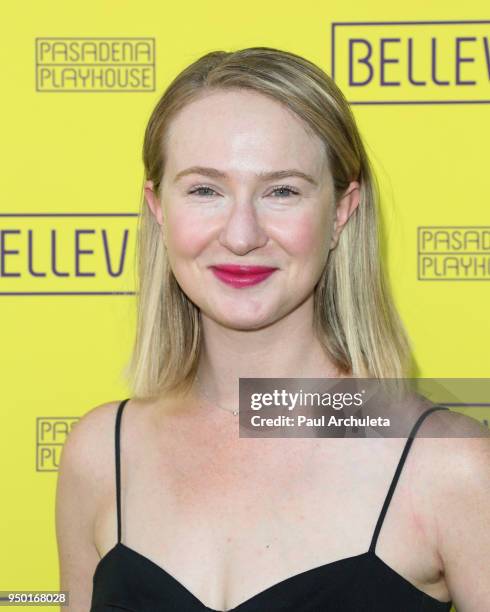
[0,213,137,295]
[35,37,155,92]
[37,416,79,471]
[418,226,490,280]
[331,20,490,104]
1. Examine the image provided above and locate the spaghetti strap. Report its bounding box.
[115,398,130,545]
[368,405,449,554]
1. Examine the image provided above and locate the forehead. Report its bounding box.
[164,89,329,180]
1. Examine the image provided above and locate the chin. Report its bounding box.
[210,310,275,331]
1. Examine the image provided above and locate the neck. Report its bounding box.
[194,296,344,408]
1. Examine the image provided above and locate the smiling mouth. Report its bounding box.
[209,265,278,288]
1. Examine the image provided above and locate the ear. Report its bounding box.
[329,181,361,250]
[144,180,164,227]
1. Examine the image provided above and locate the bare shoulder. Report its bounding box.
[55,399,124,611]
[417,410,490,476]
[62,400,121,468]
[57,400,125,502]
[433,409,490,495]
[411,408,490,608]
[412,407,490,488]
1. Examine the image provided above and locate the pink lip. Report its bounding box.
[210,264,278,288]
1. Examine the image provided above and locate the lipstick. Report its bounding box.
[210,264,278,288]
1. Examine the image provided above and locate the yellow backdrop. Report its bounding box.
[1,1,489,610]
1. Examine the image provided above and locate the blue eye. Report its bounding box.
[188,186,218,197]
[270,186,299,198]
[187,185,300,198]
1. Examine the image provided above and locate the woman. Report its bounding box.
[56,47,490,611]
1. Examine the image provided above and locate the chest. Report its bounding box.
[95,433,444,605]
[126,437,382,552]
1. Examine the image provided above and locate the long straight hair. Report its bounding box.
[122,47,415,400]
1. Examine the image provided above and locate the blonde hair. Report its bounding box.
[123,46,414,400]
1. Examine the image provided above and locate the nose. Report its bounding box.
[218,194,268,255]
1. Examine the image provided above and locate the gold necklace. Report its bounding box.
[194,375,239,416]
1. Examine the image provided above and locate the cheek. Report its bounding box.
[275,211,330,260]
[164,207,211,257]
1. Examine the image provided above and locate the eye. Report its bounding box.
[187,184,300,199]
[269,185,300,198]
[188,185,219,197]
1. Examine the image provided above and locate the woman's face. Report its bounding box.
[145,88,359,330]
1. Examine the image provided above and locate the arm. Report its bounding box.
[55,401,117,611]
[434,429,490,611]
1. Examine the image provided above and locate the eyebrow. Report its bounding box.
[173,166,319,186]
